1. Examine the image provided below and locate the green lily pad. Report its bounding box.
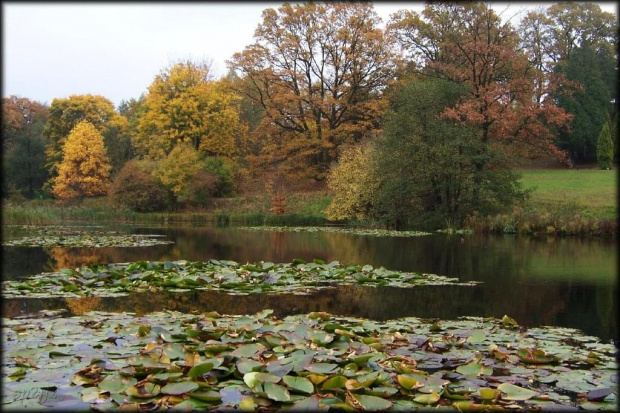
[497,383,538,401]
[161,381,199,395]
[244,372,281,388]
[264,382,291,402]
[456,361,493,377]
[125,382,161,398]
[98,374,136,393]
[321,375,347,390]
[351,394,392,410]
[414,391,441,405]
[187,362,214,379]
[283,375,314,394]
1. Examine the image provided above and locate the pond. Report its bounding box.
[2,224,617,343]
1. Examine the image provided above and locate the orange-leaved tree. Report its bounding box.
[52,120,111,200]
[229,2,396,181]
[388,2,572,162]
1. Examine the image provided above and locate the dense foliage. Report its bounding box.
[2,2,616,222]
[328,78,527,229]
[134,60,240,161]
[229,2,395,181]
[554,44,615,163]
[51,121,111,200]
[1,96,49,199]
[43,95,129,184]
[109,160,171,212]
[596,118,614,170]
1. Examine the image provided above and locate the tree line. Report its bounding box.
[2,2,617,227]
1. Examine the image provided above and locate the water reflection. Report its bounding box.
[1,225,616,342]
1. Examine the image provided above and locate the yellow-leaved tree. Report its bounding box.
[134,60,241,160]
[153,143,202,203]
[44,95,129,182]
[325,141,380,221]
[52,120,111,200]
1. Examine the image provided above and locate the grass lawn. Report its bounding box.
[519,169,617,218]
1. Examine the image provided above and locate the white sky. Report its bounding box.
[3,2,617,108]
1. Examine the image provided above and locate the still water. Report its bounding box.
[2,224,617,343]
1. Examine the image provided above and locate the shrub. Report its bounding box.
[185,169,219,207]
[109,160,171,212]
[202,157,235,196]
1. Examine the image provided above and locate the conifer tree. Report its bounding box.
[52,121,111,200]
[596,118,614,169]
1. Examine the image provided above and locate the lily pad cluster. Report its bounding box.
[238,226,432,237]
[2,259,479,299]
[3,233,173,248]
[2,310,616,411]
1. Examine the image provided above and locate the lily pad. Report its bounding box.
[161,381,199,395]
[351,394,392,410]
[2,259,480,299]
[282,375,314,394]
[497,383,538,401]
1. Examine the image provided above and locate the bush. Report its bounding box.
[185,169,219,207]
[203,157,235,196]
[109,160,171,212]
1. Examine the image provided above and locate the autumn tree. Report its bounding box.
[519,2,617,68]
[52,120,112,200]
[1,96,49,198]
[134,60,241,161]
[388,2,572,162]
[43,95,129,183]
[229,2,396,181]
[518,3,617,164]
[325,140,379,222]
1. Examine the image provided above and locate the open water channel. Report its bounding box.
[2,224,617,343]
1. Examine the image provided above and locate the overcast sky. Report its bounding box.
[3,2,617,108]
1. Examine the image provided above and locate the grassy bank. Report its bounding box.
[1,192,334,227]
[465,169,617,237]
[2,169,616,237]
[519,169,617,219]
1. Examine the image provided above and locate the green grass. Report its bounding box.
[519,169,617,219]
[2,171,615,236]
[1,192,334,227]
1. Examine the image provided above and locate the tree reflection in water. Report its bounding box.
[1,225,616,343]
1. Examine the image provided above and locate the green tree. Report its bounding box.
[1,96,49,198]
[43,95,129,183]
[327,78,527,229]
[554,43,612,163]
[52,121,112,200]
[388,1,571,207]
[596,117,614,169]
